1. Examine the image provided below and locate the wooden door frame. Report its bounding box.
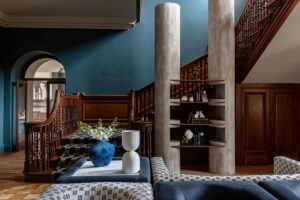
[15,79,65,151]
[16,80,27,151]
[236,83,300,165]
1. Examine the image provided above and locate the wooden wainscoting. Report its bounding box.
[80,94,134,129]
[236,84,300,165]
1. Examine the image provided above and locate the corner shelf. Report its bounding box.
[170,79,225,85]
[180,144,224,148]
[170,119,226,129]
[169,79,226,171]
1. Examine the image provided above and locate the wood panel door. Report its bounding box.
[270,88,297,159]
[240,88,271,165]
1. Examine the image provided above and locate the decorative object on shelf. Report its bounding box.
[78,118,119,167]
[89,140,115,167]
[201,90,208,102]
[181,129,194,144]
[122,130,140,174]
[193,132,207,145]
[181,95,188,102]
[188,95,194,102]
[192,110,210,124]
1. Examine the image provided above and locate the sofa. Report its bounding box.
[155,181,277,200]
[37,156,300,200]
[151,156,300,200]
[259,180,300,200]
[38,182,153,200]
[151,156,300,184]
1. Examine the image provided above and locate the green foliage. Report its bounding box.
[78,117,119,140]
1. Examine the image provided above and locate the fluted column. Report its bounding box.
[155,3,180,173]
[208,0,235,175]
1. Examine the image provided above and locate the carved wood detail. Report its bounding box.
[235,0,299,82]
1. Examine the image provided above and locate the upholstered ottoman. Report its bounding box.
[258,180,300,200]
[155,181,276,200]
[56,157,151,183]
[38,182,153,200]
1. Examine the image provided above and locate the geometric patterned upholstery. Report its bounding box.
[151,157,300,184]
[38,182,153,200]
[274,156,300,175]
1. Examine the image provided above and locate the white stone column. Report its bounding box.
[208,0,235,175]
[155,3,180,173]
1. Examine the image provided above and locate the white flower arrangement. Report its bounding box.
[78,117,118,141]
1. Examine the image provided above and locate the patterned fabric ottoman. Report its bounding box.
[38,182,153,200]
[151,157,300,184]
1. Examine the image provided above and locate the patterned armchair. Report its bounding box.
[274,156,300,175]
[151,157,300,185]
[38,182,153,200]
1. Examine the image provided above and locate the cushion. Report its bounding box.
[155,181,277,200]
[259,180,300,200]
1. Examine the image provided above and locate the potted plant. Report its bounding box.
[78,117,118,167]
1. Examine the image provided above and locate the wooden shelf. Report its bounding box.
[180,123,211,126]
[180,101,210,104]
[180,144,210,148]
[180,144,224,148]
[170,79,224,83]
[179,123,225,128]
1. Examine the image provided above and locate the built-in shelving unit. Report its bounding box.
[170,79,226,170]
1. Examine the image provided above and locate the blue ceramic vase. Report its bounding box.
[89,140,115,167]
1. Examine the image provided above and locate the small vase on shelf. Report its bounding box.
[201,90,208,102]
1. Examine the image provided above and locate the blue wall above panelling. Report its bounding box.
[0,69,3,152]
[0,0,248,152]
[5,0,247,95]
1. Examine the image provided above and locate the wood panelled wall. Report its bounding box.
[236,84,300,165]
[80,93,134,129]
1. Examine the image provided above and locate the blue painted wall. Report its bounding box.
[235,0,247,24]
[0,0,247,152]
[0,69,3,152]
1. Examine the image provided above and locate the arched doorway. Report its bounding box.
[16,54,66,150]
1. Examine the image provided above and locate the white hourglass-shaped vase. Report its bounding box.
[122,130,140,174]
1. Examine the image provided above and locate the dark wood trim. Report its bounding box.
[235,83,300,88]
[236,83,300,165]
[136,0,141,23]
[269,87,297,159]
[235,84,242,165]
[80,94,133,128]
[237,0,299,83]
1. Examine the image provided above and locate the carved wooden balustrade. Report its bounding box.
[24,91,81,182]
[134,54,208,121]
[235,0,298,82]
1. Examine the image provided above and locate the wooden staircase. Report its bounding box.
[235,0,298,82]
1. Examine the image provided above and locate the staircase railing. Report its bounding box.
[235,0,298,82]
[134,54,208,121]
[24,91,81,182]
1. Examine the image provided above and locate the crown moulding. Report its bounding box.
[0,10,136,29]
